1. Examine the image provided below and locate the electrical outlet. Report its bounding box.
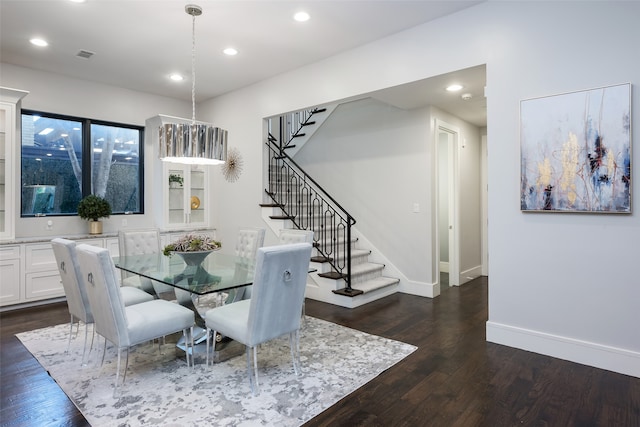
[122,218,128,227]
[46,220,53,230]
[413,203,420,213]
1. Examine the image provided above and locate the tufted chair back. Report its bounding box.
[235,228,265,261]
[278,229,314,245]
[118,229,172,295]
[234,228,265,300]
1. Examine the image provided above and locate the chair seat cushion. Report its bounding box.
[205,299,251,345]
[126,300,194,346]
[120,286,154,306]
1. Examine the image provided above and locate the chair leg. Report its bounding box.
[182,329,191,367]
[66,314,74,354]
[101,337,108,366]
[289,330,301,375]
[114,347,122,398]
[246,345,259,395]
[122,348,130,384]
[205,327,211,366]
[81,321,89,365]
[83,324,95,366]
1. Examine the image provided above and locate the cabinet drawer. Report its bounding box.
[25,270,64,300]
[25,243,56,272]
[0,245,20,260]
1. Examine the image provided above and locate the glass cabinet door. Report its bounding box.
[167,167,186,226]
[0,88,28,240]
[165,164,208,228]
[188,167,206,225]
[0,106,7,236]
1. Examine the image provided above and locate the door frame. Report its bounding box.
[435,119,460,287]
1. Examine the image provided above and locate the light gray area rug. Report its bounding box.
[17,316,416,426]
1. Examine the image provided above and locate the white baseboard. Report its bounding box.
[439,261,449,273]
[459,265,482,285]
[486,321,640,378]
[400,279,439,298]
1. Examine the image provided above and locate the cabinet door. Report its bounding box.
[167,166,187,226]
[0,258,21,305]
[0,88,27,241]
[164,164,209,229]
[187,167,207,227]
[0,102,13,239]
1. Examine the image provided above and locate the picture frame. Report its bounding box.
[520,83,632,213]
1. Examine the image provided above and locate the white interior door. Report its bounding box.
[436,120,460,287]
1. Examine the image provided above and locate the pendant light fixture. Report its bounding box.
[158,4,227,165]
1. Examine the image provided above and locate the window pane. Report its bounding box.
[21,114,83,215]
[90,123,141,213]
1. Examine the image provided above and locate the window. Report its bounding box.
[21,110,143,216]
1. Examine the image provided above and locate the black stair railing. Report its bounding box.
[280,107,327,150]
[265,132,362,296]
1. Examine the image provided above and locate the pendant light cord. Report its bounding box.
[191,11,197,125]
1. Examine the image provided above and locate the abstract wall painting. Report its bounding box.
[520,83,631,213]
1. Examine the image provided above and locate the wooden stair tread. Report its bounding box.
[318,271,346,280]
[269,215,295,220]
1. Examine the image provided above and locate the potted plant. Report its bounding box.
[168,174,184,188]
[163,234,222,266]
[77,194,112,235]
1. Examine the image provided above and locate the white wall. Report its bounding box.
[200,1,639,377]
[295,98,433,283]
[0,63,191,237]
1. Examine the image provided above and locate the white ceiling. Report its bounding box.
[0,0,486,126]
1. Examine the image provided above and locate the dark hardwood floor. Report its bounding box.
[1,277,638,426]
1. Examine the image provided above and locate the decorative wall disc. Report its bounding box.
[222,147,243,182]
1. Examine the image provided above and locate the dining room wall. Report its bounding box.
[1,62,191,238]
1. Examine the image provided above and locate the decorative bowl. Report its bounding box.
[173,250,217,266]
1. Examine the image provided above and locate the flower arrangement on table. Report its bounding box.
[163,234,222,256]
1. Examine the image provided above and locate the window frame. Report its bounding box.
[20,109,145,217]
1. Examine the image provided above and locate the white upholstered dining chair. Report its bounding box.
[118,229,174,297]
[205,242,312,395]
[227,227,265,302]
[278,229,314,321]
[278,228,314,245]
[51,238,154,364]
[75,244,195,396]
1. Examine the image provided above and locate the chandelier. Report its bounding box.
[158,4,227,165]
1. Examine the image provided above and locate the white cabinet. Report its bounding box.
[0,245,21,305]
[0,87,29,241]
[24,243,63,301]
[164,163,209,229]
[0,235,120,308]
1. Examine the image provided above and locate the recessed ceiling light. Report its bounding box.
[446,84,463,92]
[223,47,238,56]
[30,38,48,47]
[170,74,184,81]
[69,0,86,3]
[294,11,310,22]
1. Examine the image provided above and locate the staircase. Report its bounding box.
[262,108,399,308]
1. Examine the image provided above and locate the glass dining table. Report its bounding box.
[114,250,315,361]
[114,251,255,360]
[114,251,255,298]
